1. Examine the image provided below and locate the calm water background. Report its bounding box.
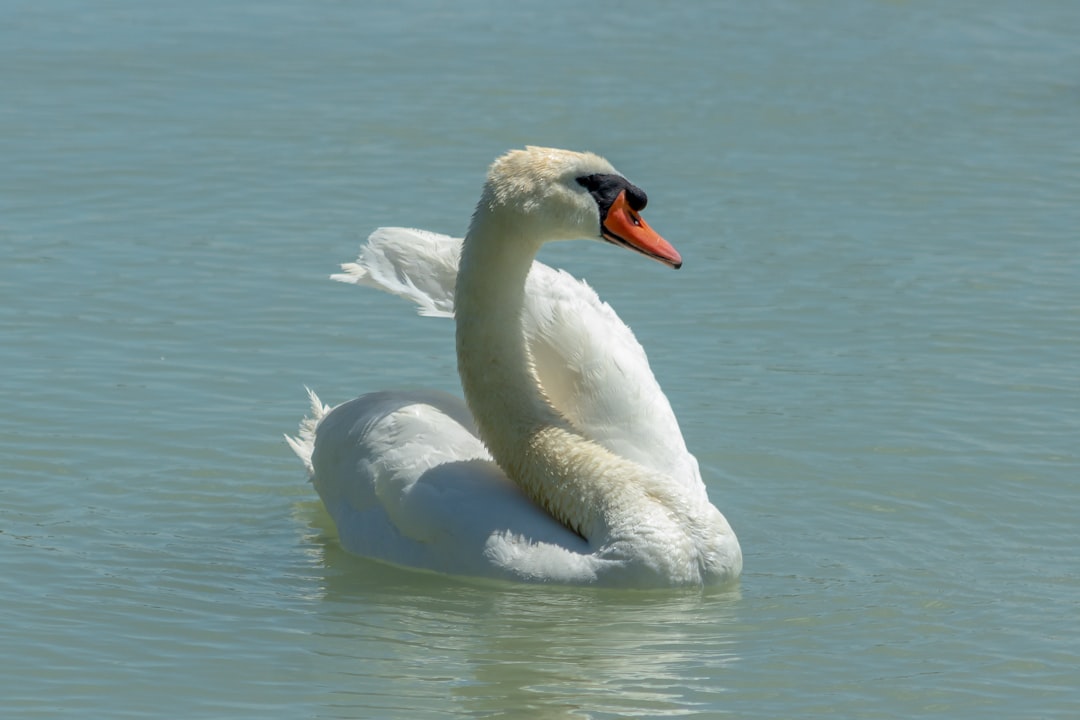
[2,0,1078,717]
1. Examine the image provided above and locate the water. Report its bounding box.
[2,0,1078,717]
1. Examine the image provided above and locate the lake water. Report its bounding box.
[2,0,1078,717]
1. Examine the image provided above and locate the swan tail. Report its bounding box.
[330,227,461,319]
[285,387,331,478]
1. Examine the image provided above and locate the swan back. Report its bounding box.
[335,226,704,494]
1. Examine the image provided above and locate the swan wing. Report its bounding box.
[292,389,609,582]
[333,227,457,318]
[521,264,701,491]
[335,227,702,492]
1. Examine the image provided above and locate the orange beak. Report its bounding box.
[602,190,682,269]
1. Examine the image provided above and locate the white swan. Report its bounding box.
[288,147,741,586]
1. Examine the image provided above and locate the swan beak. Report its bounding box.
[602,190,683,269]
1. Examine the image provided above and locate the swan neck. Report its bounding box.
[455,212,542,409]
[455,212,611,538]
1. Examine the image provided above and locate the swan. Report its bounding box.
[287,147,741,586]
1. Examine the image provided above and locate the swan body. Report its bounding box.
[288,147,741,586]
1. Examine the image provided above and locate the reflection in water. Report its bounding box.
[298,502,741,718]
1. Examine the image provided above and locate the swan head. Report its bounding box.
[472,146,682,269]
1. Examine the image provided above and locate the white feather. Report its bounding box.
[288,147,740,586]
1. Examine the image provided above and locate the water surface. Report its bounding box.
[2,1,1078,717]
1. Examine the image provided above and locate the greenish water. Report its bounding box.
[2,1,1078,717]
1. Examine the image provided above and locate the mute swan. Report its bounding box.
[287,147,741,586]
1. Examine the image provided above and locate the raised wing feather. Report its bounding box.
[335,227,703,494]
